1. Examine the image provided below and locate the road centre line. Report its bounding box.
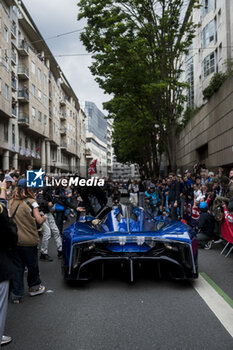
[192,273,233,338]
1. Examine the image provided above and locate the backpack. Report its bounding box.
[0,200,18,246]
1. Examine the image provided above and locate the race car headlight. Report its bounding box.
[164,243,173,250]
[137,236,145,246]
[119,237,126,245]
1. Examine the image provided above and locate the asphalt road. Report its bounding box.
[4,206,233,350]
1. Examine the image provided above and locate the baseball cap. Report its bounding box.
[150,183,155,188]
[17,178,27,188]
[199,201,207,209]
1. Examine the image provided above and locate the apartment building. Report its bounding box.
[183,0,233,109]
[78,108,87,177]
[112,158,139,182]
[176,0,233,172]
[85,101,108,177]
[0,0,86,174]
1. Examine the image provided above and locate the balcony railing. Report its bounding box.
[59,99,67,106]
[60,112,67,119]
[18,65,29,78]
[18,40,29,55]
[60,142,67,148]
[18,89,29,100]
[18,112,29,125]
[11,23,17,37]
[60,127,67,134]
[11,79,17,90]
[12,106,17,116]
[11,51,16,63]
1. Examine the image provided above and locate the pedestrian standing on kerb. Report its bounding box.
[9,178,46,303]
[0,180,18,346]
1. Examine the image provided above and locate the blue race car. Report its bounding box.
[62,186,198,282]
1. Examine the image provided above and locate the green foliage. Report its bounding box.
[176,106,202,133]
[77,0,199,171]
[203,73,227,100]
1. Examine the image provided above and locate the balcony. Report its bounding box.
[60,112,66,120]
[18,40,29,56]
[5,0,15,6]
[18,65,29,80]
[60,141,67,149]
[60,127,67,135]
[18,112,29,126]
[18,89,29,102]
[11,51,17,65]
[12,106,17,117]
[11,23,17,38]
[59,99,67,106]
[11,78,17,91]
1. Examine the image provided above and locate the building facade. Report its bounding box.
[176,75,233,173]
[85,101,108,177]
[182,0,233,109]
[112,157,139,182]
[176,0,233,172]
[0,0,86,174]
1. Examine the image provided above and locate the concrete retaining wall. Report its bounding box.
[176,75,233,172]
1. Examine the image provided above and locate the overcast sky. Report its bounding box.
[22,0,110,113]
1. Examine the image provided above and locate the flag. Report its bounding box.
[88,159,97,175]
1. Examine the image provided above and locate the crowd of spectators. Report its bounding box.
[107,165,233,250]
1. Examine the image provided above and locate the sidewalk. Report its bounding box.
[198,242,233,300]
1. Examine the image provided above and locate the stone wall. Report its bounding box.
[176,75,233,173]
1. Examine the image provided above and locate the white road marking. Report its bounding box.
[192,275,233,338]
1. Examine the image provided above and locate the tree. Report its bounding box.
[77,0,199,172]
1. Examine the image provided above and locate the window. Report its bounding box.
[44,115,47,125]
[43,94,47,106]
[38,68,41,80]
[38,111,42,122]
[202,0,215,18]
[4,26,8,42]
[38,89,41,101]
[31,84,36,96]
[44,73,47,85]
[202,19,216,48]
[31,61,35,74]
[0,78,1,93]
[32,107,36,119]
[4,123,8,142]
[203,51,216,78]
[4,84,9,99]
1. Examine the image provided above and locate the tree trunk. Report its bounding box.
[167,127,177,173]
